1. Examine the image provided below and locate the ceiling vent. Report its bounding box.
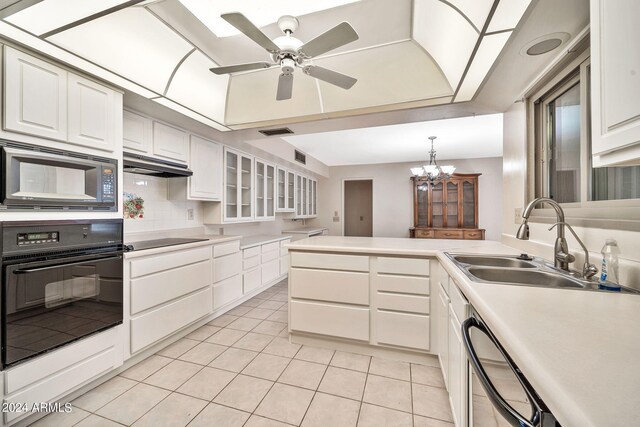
[295,150,306,165]
[258,127,294,137]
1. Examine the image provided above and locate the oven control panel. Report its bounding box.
[17,231,59,246]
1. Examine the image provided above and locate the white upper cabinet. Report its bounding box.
[189,135,222,201]
[123,110,152,154]
[4,46,68,141]
[293,173,318,219]
[152,121,188,163]
[67,73,118,152]
[591,0,640,166]
[276,167,295,213]
[255,158,275,221]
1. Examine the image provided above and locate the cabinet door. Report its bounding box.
[67,74,117,152]
[446,180,459,228]
[415,181,429,227]
[312,179,317,216]
[224,149,239,221]
[189,135,222,200]
[430,182,444,228]
[591,0,640,164]
[438,283,449,389]
[461,179,477,228]
[266,163,275,218]
[239,154,253,220]
[276,167,286,211]
[153,121,188,162]
[448,306,465,427]
[123,110,152,154]
[287,171,296,211]
[255,159,266,219]
[296,174,303,216]
[302,176,308,216]
[4,47,67,141]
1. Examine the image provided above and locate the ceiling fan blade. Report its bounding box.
[304,66,357,90]
[210,62,273,75]
[221,12,280,54]
[276,73,293,101]
[298,22,359,58]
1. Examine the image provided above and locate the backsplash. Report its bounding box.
[123,173,203,233]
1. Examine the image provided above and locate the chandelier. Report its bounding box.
[410,136,455,181]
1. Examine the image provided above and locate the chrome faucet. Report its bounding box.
[548,222,598,279]
[516,197,574,271]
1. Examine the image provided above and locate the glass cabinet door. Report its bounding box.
[240,155,252,219]
[287,171,295,210]
[225,150,238,220]
[312,179,317,216]
[277,168,286,211]
[462,180,476,227]
[416,181,429,227]
[302,177,308,216]
[446,180,459,228]
[296,174,302,216]
[255,160,265,218]
[431,182,444,228]
[266,164,275,217]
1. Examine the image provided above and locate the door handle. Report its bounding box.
[13,255,122,274]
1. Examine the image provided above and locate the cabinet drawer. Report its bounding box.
[131,287,212,353]
[463,230,484,240]
[377,293,430,314]
[262,241,280,253]
[449,280,469,321]
[377,257,429,276]
[262,259,280,285]
[262,248,279,262]
[376,310,430,350]
[130,246,210,278]
[214,241,240,258]
[434,230,464,239]
[290,300,369,341]
[131,260,211,315]
[280,256,289,277]
[213,252,241,282]
[243,254,260,270]
[243,267,261,294]
[291,252,369,272]
[243,245,260,259]
[291,268,369,305]
[213,274,242,310]
[376,274,430,295]
[415,229,434,238]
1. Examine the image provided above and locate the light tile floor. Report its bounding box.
[32,279,453,427]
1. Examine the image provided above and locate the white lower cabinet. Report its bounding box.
[3,327,123,424]
[213,242,242,310]
[290,300,369,341]
[438,282,450,389]
[213,275,242,310]
[243,267,262,294]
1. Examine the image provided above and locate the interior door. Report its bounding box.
[344,179,373,237]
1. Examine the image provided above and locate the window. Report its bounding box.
[532,56,640,204]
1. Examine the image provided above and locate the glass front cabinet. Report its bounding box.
[276,167,295,212]
[410,173,484,240]
[294,173,318,219]
[255,158,275,221]
[222,147,254,222]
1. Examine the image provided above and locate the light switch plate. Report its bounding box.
[333,216,340,222]
[187,208,194,220]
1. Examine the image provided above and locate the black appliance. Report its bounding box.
[1,219,123,369]
[124,237,209,252]
[462,308,560,427]
[123,152,192,178]
[0,140,118,211]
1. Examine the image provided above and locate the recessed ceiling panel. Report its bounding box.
[412,0,479,89]
[281,114,504,166]
[225,67,322,125]
[5,0,131,36]
[448,0,494,30]
[48,8,193,94]
[455,31,512,102]
[165,50,228,123]
[315,41,453,113]
[487,0,533,32]
[153,97,229,131]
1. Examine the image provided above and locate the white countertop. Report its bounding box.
[281,227,327,235]
[240,234,292,249]
[124,234,240,259]
[288,236,640,427]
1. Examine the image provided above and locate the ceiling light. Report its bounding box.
[178,0,359,38]
[411,136,455,182]
[520,33,569,57]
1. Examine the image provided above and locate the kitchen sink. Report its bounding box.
[466,267,587,289]
[452,255,537,269]
[446,253,640,294]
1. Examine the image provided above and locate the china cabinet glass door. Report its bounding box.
[462,180,476,227]
[431,182,444,227]
[416,181,429,227]
[446,180,459,227]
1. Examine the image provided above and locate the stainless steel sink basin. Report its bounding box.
[452,255,537,269]
[466,267,587,289]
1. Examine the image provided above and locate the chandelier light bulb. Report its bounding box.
[410,136,456,181]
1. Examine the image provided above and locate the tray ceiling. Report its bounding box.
[3,0,532,131]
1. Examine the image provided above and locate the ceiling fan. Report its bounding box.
[210,13,359,100]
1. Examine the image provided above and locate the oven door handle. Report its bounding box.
[462,316,536,427]
[12,255,122,274]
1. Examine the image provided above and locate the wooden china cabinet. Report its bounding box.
[410,173,485,240]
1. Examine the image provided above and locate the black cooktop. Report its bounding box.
[125,237,209,251]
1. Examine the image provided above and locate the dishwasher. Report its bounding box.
[462,308,561,427]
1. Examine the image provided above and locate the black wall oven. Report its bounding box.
[1,219,123,369]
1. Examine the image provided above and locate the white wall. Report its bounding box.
[317,158,503,240]
[501,103,640,289]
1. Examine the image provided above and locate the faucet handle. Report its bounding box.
[556,251,575,264]
[583,263,598,279]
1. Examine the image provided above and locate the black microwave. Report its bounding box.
[0,141,117,211]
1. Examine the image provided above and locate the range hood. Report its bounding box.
[123,152,193,178]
